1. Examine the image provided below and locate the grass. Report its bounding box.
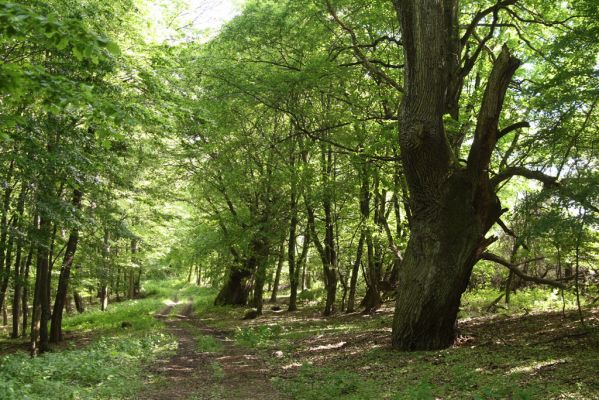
[1,282,596,399]
[0,278,208,400]
[0,333,176,399]
[195,334,223,353]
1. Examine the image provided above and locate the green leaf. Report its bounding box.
[105,41,121,56]
[72,46,83,61]
[56,37,69,50]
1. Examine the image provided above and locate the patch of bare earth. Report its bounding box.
[139,299,286,400]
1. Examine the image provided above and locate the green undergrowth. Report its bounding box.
[195,333,223,353]
[0,333,176,399]
[0,279,219,400]
[461,287,587,317]
[62,297,164,334]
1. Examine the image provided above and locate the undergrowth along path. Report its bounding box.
[139,296,285,400]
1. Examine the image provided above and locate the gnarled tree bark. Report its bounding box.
[390,0,520,350]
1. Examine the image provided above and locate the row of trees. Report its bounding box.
[169,0,598,350]
[0,0,172,354]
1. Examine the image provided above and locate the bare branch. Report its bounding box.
[480,252,565,289]
[460,0,517,47]
[498,121,529,139]
[490,166,558,188]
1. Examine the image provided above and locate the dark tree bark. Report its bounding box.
[251,237,270,315]
[346,232,365,313]
[214,264,253,306]
[195,264,202,286]
[10,186,26,338]
[305,144,338,316]
[100,229,111,311]
[37,215,52,353]
[0,213,17,314]
[50,189,83,343]
[287,182,299,311]
[0,161,14,302]
[270,239,285,304]
[390,0,520,350]
[21,247,32,337]
[73,290,85,313]
[129,238,139,299]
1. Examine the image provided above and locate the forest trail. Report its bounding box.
[138,296,285,400]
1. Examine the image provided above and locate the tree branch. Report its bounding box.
[467,45,521,177]
[461,0,518,47]
[325,0,403,92]
[480,252,565,289]
[490,166,558,188]
[498,121,529,139]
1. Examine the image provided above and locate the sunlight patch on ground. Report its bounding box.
[309,341,347,352]
[507,358,569,375]
[163,299,184,306]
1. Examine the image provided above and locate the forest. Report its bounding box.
[0,0,598,399]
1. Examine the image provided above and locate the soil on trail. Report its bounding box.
[138,297,285,400]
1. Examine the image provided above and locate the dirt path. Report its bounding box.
[138,298,285,400]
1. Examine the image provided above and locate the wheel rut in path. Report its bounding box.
[138,297,286,400]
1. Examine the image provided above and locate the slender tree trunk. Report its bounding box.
[251,237,270,315]
[100,229,110,311]
[187,264,193,283]
[10,187,26,338]
[347,232,365,313]
[11,259,22,338]
[0,215,17,313]
[99,285,108,311]
[37,215,52,353]
[270,239,285,304]
[73,290,85,313]
[50,189,82,343]
[21,247,32,337]
[287,191,300,310]
[0,161,14,286]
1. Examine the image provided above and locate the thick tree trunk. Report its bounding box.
[214,264,252,306]
[390,0,520,350]
[361,232,382,313]
[50,189,82,343]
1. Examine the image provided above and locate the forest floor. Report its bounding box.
[1,282,598,399]
[140,296,286,400]
[192,299,599,400]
